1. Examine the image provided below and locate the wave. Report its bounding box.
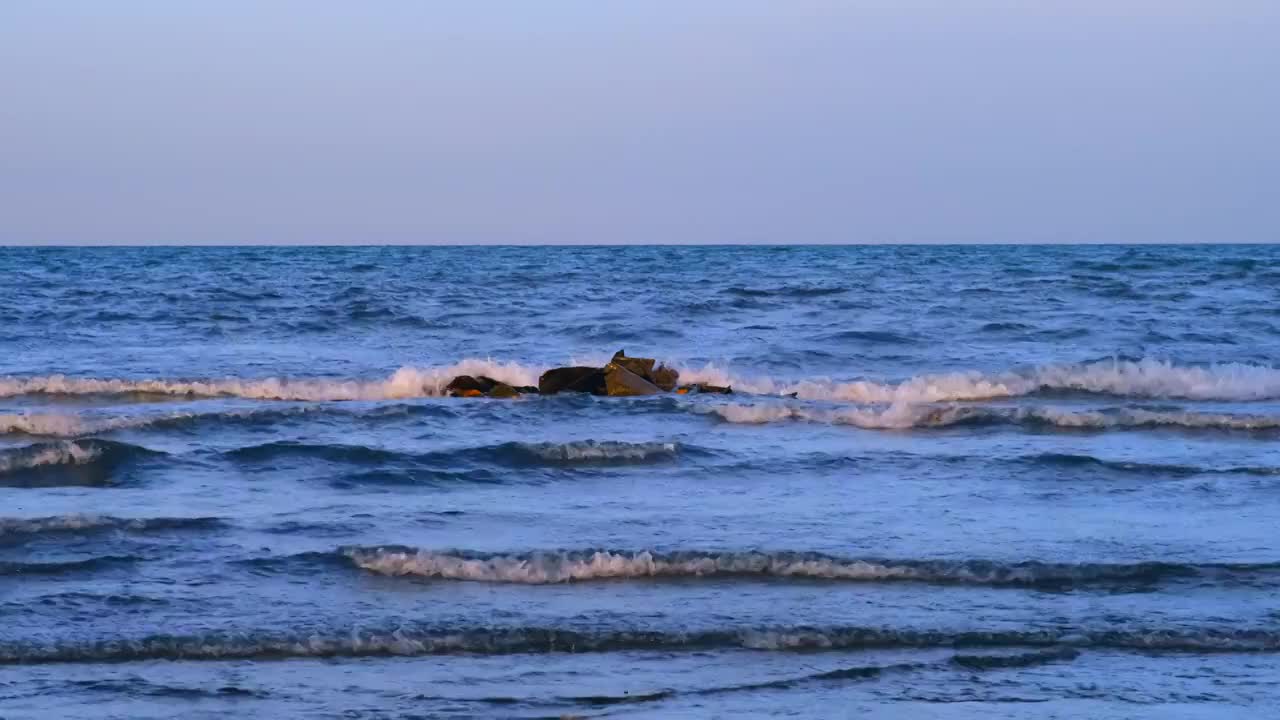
[339,548,1279,587]
[724,285,850,298]
[494,440,683,464]
[3,625,1275,664]
[680,358,1280,402]
[2,405,458,438]
[0,440,162,485]
[1026,453,1280,477]
[228,440,687,468]
[0,514,223,539]
[0,555,138,576]
[951,646,1081,670]
[704,403,1280,433]
[6,358,1280,403]
[0,359,542,402]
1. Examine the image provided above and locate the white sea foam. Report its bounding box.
[680,358,1280,402]
[705,403,1280,431]
[520,440,679,462]
[342,548,1244,586]
[0,360,544,402]
[0,413,91,436]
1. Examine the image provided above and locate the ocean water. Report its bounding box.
[2,244,1280,719]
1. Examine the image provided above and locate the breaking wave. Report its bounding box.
[3,624,1276,664]
[0,360,542,402]
[340,548,1280,587]
[705,403,1280,433]
[680,358,1280,402]
[0,439,161,483]
[496,440,683,464]
[5,358,1280,402]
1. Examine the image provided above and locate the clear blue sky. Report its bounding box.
[1,1,1277,245]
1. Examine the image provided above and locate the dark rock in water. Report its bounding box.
[611,350,656,381]
[651,364,679,392]
[445,375,498,396]
[603,363,661,396]
[675,384,733,395]
[486,383,520,398]
[447,376,537,398]
[538,367,606,395]
[513,386,539,394]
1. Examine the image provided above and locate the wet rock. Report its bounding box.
[651,365,679,392]
[445,375,499,396]
[610,350,656,381]
[603,363,661,396]
[486,383,520,398]
[675,384,733,395]
[538,367,606,395]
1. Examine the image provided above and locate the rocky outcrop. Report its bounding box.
[445,376,538,398]
[538,367,606,395]
[651,365,680,392]
[603,362,661,396]
[448,350,726,398]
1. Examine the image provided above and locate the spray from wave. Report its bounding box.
[4,358,1280,402]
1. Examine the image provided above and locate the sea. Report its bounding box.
[2,244,1279,719]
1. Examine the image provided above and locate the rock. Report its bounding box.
[610,350,656,381]
[538,366,606,395]
[675,383,732,395]
[603,363,661,396]
[445,375,498,396]
[514,386,539,394]
[486,383,520,398]
[651,364,679,392]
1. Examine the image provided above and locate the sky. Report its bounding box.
[1,1,1277,245]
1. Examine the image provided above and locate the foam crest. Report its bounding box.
[517,440,680,463]
[0,359,544,401]
[341,548,1274,587]
[0,413,90,436]
[0,440,103,474]
[706,403,1280,432]
[679,358,1280,402]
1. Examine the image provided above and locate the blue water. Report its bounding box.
[3,245,1280,719]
